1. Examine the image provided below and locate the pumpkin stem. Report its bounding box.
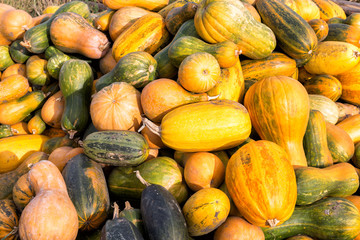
[22,25,29,31]
[1,226,18,240]
[141,117,161,137]
[124,201,133,210]
[266,219,280,227]
[112,202,120,219]
[354,50,360,58]
[32,129,36,134]
[68,130,77,139]
[99,42,111,52]
[208,94,220,101]
[235,49,242,56]
[20,40,31,49]
[134,170,150,186]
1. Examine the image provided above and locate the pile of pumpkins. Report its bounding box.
[2,0,360,239]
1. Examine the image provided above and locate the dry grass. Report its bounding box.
[0,0,102,16]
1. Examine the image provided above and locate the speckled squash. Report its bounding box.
[9,40,32,63]
[226,140,297,227]
[103,0,169,11]
[0,46,15,71]
[293,0,320,21]
[12,173,34,211]
[165,2,197,35]
[244,76,310,166]
[1,63,26,80]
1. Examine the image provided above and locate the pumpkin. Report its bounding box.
[50,12,110,59]
[26,57,51,86]
[194,0,276,59]
[312,0,346,21]
[337,62,360,106]
[0,9,33,41]
[337,114,360,144]
[0,74,29,104]
[18,161,78,240]
[182,188,230,236]
[108,6,149,41]
[303,74,342,101]
[214,216,265,240]
[140,78,214,123]
[184,151,225,192]
[41,90,64,128]
[244,76,310,166]
[309,94,339,124]
[226,140,297,227]
[0,199,18,240]
[308,18,329,42]
[178,52,220,93]
[90,82,143,131]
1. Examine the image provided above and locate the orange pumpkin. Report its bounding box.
[226,140,297,227]
[1,63,26,80]
[244,76,310,166]
[0,74,29,104]
[214,216,265,240]
[0,199,18,240]
[184,151,225,192]
[0,9,33,41]
[178,52,220,93]
[90,82,143,131]
[41,91,65,128]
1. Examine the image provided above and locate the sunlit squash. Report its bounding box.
[309,94,339,124]
[1,63,26,80]
[337,62,360,106]
[303,74,342,101]
[0,9,33,41]
[337,114,360,144]
[312,0,346,21]
[26,57,51,86]
[293,0,320,21]
[93,9,115,31]
[0,74,29,104]
[0,199,18,240]
[244,76,310,166]
[103,0,169,11]
[308,18,329,42]
[41,90,64,129]
[165,2,198,35]
[326,122,355,163]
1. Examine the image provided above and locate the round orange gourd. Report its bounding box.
[109,6,150,41]
[90,82,143,131]
[244,76,310,166]
[178,52,220,93]
[0,74,29,104]
[0,10,33,41]
[226,140,297,227]
[18,160,78,240]
[214,216,265,240]
[184,151,225,192]
[182,188,230,236]
[1,63,26,80]
[26,58,51,86]
[41,91,65,128]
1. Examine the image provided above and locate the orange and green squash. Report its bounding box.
[1,63,26,80]
[27,110,46,135]
[0,9,33,41]
[165,2,197,35]
[337,114,360,144]
[303,74,342,101]
[326,122,355,163]
[93,9,115,31]
[12,173,34,211]
[293,0,320,21]
[309,94,339,124]
[26,57,51,86]
[0,199,18,240]
[312,0,346,21]
[337,62,360,106]
[0,74,29,104]
[103,0,169,11]
[308,18,329,42]
[9,40,32,63]
[0,46,15,71]
[325,23,360,47]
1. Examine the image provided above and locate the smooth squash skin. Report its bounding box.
[308,18,329,42]
[0,45,15,71]
[312,0,346,21]
[337,114,360,144]
[256,0,318,62]
[0,74,30,104]
[103,0,169,11]
[146,99,252,152]
[326,122,355,163]
[0,135,49,174]
[50,12,110,59]
[9,40,32,64]
[0,199,18,240]
[304,41,360,75]
[244,76,310,166]
[337,62,360,106]
[194,0,276,59]
[295,163,359,205]
[0,91,45,126]
[165,2,198,35]
[226,140,297,228]
[325,23,360,47]
[262,197,360,240]
[303,74,342,102]
[309,94,339,124]
[93,9,115,32]
[101,216,144,240]
[59,59,93,139]
[112,12,170,62]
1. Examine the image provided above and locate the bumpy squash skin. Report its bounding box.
[154,19,199,79]
[0,199,18,240]
[303,74,342,101]
[226,140,297,227]
[194,0,276,59]
[112,12,170,62]
[159,100,252,152]
[305,41,360,75]
[326,23,360,47]
[95,51,157,91]
[165,2,198,35]
[0,151,47,200]
[21,1,90,54]
[168,36,240,68]
[244,76,310,166]
[141,184,189,240]
[83,131,149,166]
[108,156,188,204]
[303,110,333,168]
[256,0,318,62]
[59,59,93,139]
[262,197,360,240]
[241,52,297,82]
[50,12,110,59]
[295,163,359,205]
[0,125,12,139]
[101,217,144,240]
[0,91,45,126]
[62,154,110,231]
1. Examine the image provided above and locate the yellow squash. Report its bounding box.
[0,134,49,173]
[103,0,169,11]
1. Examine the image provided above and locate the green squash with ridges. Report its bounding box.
[47,53,71,79]
[62,154,110,231]
[45,46,65,59]
[21,1,90,54]
[95,51,157,91]
[0,125,12,139]
[256,0,318,62]
[262,197,360,240]
[9,40,32,64]
[83,131,149,167]
[141,184,189,240]
[59,59,93,139]
[0,46,15,71]
[295,163,359,205]
[108,156,188,204]
[119,201,145,236]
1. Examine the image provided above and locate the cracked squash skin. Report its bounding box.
[159,99,252,152]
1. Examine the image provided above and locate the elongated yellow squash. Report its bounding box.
[103,0,169,11]
[0,135,49,173]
